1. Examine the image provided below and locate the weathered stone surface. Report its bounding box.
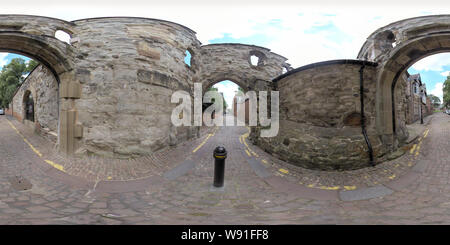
[253,62,381,170]
[196,44,287,91]
[357,15,450,162]
[11,65,58,134]
[4,14,447,170]
[3,16,289,158]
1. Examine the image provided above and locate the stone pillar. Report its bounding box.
[58,76,83,155]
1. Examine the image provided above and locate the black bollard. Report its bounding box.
[213,146,227,187]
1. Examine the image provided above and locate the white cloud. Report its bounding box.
[0,53,8,68]
[440,71,450,77]
[411,53,450,72]
[430,82,444,103]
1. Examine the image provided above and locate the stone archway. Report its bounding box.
[0,15,82,155]
[357,15,450,148]
[203,78,248,95]
[197,44,289,93]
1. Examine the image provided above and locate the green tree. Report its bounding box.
[444,76,450,108]
[428,94,441,106]
[206,87,227,111]
[0,57,39,108]
[25,59,39,73]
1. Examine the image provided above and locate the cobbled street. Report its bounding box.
[0,112,449,224]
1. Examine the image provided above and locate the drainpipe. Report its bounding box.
[359,64,375,167]
[420,89,424,124]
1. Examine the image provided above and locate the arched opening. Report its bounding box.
[0,18,77,154]
[376,34,450,149]
[248,50,266,68]
[402,53,447,122]
[250,55,259,66]
[203,80,246,126]
[2,53,60,139]
[55,30,72,44]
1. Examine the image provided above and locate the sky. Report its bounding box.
[212,81,240,110]
[408,54,450,104]
[1,0,450,104]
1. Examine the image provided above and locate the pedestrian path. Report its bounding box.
[0,113,449,224]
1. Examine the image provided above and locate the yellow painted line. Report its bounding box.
[44,160,65,172]
[242,135,250,147]
[305,184,352,191]
[23,138,43,157]
[239,135,243,144]
[344,186,357,190]
[192,133,212,153]
[279,168,289,174]
[240,130,259,158]
[388,174,396,180]
[318,185,340,190]
[410,144,417,154]
[7,121,22,135]
[7,119,68,173]
[415,141,422,156]
[245,149,251,157]
[423,129,429,138]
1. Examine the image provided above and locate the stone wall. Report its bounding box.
[3,14,438,167]
[2,16,289,158]
[9,64,59,133]
[253,60,384,170]
[394,72,409,144]
[70,18,201,157]
[196,44,289,91]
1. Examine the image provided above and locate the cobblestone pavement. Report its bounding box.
[0,112,449,224]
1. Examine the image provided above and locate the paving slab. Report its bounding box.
[339,185,394,201]
[246,155,271,178]
[384,171,420,192]
[163,159,195,180]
